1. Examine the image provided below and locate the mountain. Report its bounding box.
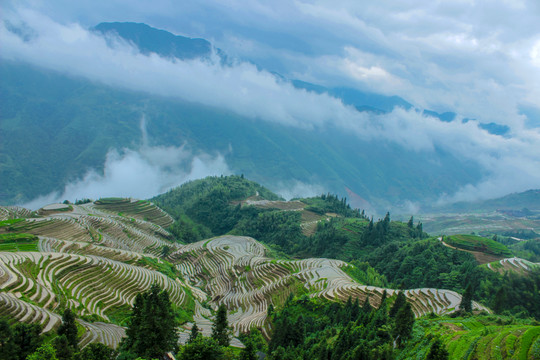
[92,22,215,60]
[0,59,482,210]
[432,189,540,213]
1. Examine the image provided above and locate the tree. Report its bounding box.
[389,291,406,318]
[239,338,257,360]
[212,304,230,347]
[178,337,225,360]
[493,286,507,314]
[0,319,16,360]
[78,343,118,360]
[58,308,78,349]
[120,284,179,359]
[161,245,171,258]
[460,283,473,313]
[407,216,414,229]
[12,322,43,360]
[379,290,388,309]
[27,343,58,360]
[426,338,449,360]
[393,302,415,347]
[53,335,74,360]
[189,323,200,343]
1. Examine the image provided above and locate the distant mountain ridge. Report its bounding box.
[94,22,511,136]
[93,22,214,60]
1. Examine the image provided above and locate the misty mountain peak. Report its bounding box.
[92,22,213,60]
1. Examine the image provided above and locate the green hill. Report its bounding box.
[445,234,513,257]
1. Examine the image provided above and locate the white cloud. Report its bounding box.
[22,143,230,210]
[273,180,325,201]
[2,6,540,205]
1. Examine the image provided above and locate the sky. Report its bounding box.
[1,0,540,206]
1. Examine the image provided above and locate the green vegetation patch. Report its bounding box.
[136,256,183,281]
[0,232,38,243]
[0,218,25,228]
[446,234,513,257]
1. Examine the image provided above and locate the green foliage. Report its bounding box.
[399,314,540,360]
[11,322,44,360]
[0,218,25,227]
[426,337,449,360]
[178,336,225,360]
[0,319,17,360]
[460,283,474,313]
[212,304,231,347]
[342,260,388,287]
[267,295,418,359]
[58,309,78,349]
[393,302,415,347]
[445,234,512,257]
[78,343,118,360]
[189,323,200,343]
[509,239,540,262]
[52,335,74,360]
[119,284,179,359]
[0,232,38,243]
[302,193,363,217]
[27,343,58,360]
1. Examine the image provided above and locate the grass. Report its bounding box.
[0,218,25,228]
[445,234,512,257]
[136,256,184,281]
[0,242,39,251]
[400,315,540,360]
[0,232,38,246]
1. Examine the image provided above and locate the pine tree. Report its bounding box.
[379,290,388,309]
[426,338,449,360]
[11,322,43,360]
[407,216,414,228]
[389,291,406,318]
[460,283,473,313]
[239,338,257,360]
[57,308,78,349]
[52,335,73,360]
[189,323,200,343]
[393,302,415,347]
[493,286,507,314]
[0,319,16,360]
[120,284,179,359]
[212,304,230,347]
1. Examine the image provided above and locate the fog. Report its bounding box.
[2,7,539,205]
[22,143,230,210]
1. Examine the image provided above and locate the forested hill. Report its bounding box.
[1,175,540,359]
[154,175,540,321]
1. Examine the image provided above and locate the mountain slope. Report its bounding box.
[0,198,489,348]
[0,60,483,209]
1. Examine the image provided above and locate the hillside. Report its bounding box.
[0,197,490,349]
[1,177,539,357]
[0,25,485,210]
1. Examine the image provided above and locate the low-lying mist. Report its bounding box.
[22,144,230,210]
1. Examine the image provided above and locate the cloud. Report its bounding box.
[22,142,230,210]
[2,6,540,205]
[273,181,325,201]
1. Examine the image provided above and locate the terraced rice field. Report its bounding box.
[0,201,490,349]
[171,235,487,340]
[486,257,540,275]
